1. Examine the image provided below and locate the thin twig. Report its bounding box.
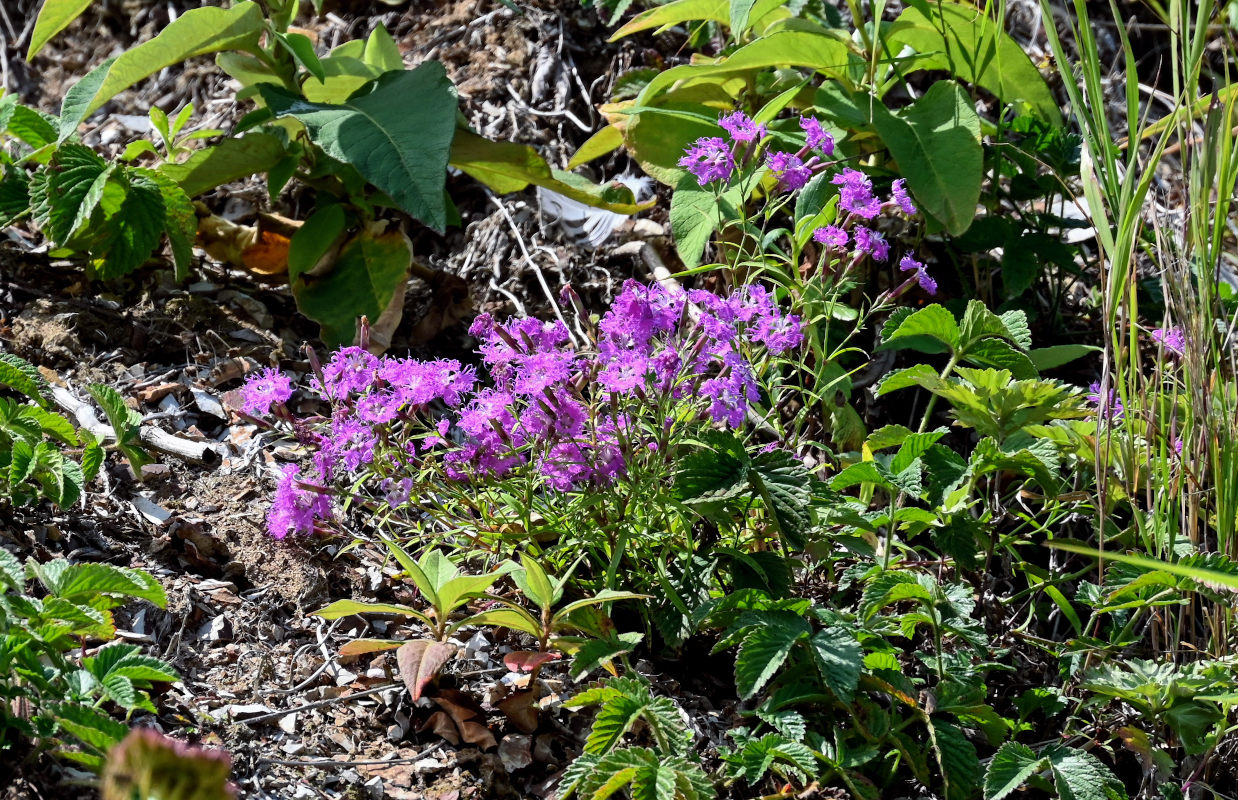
[241,682,404,726]
[256,742,445,769]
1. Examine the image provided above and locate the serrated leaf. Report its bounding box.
[569,632,643,681]
[559,753,602,799]
[964,338,1038,379]
[93,170,166,278]
[0,548,23,589]
[931,719,981,800]
[876,363,939,397]
[0,355,49,406]
[39,561,167,607]
[50,703,129,752]
[102,673,138,710]
[1048,746,1127,800]
[734,613,810,699]
[143,168,196,280]
[42,144,110,244]
[21,406,78,445]
[673,430,750,502]
[808,627,861,702]
[986,742,1046,791]
[881,303,960,352]
[750,449,812,550]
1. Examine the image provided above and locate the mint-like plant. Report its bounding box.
[0,548,178,771]
[559,676,713,800]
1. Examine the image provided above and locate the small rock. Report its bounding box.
[278,712,298,734]
[498,734,533,772]
[191,387,227,420]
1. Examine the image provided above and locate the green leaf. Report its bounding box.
[514,555,557,610]
[559,753,602,800]
[159,132,289,197]
[634,31,851,104]
[291,224,411,348]
[871,81,982,235]
[729,0,762,38]
[70,3,264,118]
[669,173,744,270]
[964,339,1038,379]
[1047,746,1127,800]
[984,741,1046,800]
[881,303,960,353]
[102,673,138,710]
[27,0,95,60]
[8,106,58,150]
[450,131,648,214]
[260,65,457,231]
[931,719,981,800]
[40,144,108,243]
[1029,344,1100,371]
[143,169,196,280]
[468,607,542,638]
[808,627,861,701]
[673,430,750,502]
[37,561,167,607]
[0,353,50,406]
[892,1,1061,125]
[23,406,79,446]
[310,599,429,623]
[749,449,813,550]
[87,383,153,470]
[569,632,643,680]
[275,32,326,82]
[734,613,810,699]
[50,703,129,752]
[0,167,31,227]
[58,56,118,141]
[95,170,166,279]
[287,204,349,284]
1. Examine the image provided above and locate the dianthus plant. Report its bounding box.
[242,280,804,597]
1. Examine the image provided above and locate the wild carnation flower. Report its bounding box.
[1087,381,1124,422]
[831,168,882,219]
[319,347,378,399]
[1151,326,1185,357]
[678,137,735,185]
[700,355,760,429]
[890,178,917,215]
[812,225,848,249]
[718,110,766,143]
[748,312,803,354]
[799,116,835,155]
[599,280,686,352]
[380,477,413,509]
[767,151,812,192]
[853,226,890,262]
[240,367,292,416]
[899,254,937,295]
[267,465,331,539]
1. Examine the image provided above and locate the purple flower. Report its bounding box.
[767,151,812,192]
[599,280,686,353]
[240,367,292,417]
[831,168,881,219]
[700,353,760,428]
[853,226,889,261]
[812,225,848,249]
[318,347,378,399]
[599,350,652,395]
[890,178,916,215]
[512,350,577,397]
[679,137,736,185]
[331,414,378,472]
[799,116,835,155]
[1087,381,1124,421]
[899,254,937,295]
[380,477,413,509]
[748,312,803,354]
[718,111,766,143]
[267,465,331,539]
[1151,326,1185,357]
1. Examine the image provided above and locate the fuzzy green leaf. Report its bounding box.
[808,627,862,701]
[1048,746,1127,800]
[734,613,810,699]
[984,741,1045,800]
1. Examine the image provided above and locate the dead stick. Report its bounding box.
[50,384,220,466]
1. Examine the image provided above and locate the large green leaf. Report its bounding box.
[669,172,747,270]
[892,2,1061,125]
[871,81,982,235]
[160,132,288,198]
[635,31,852,102]
[27,0,95,60]
[749,449,813,550]
[449,131,649,214]
[611,0,787,38]
[808,627,861,701]
[68,3,264,120]
[291,224,411,348]
[261,64,458,231]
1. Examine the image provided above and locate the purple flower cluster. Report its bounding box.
[899,254,937,295]
[1151,326,1185,358]
[240,367,292,417]
[247,282,804,538]
[1087,381,1124,422]
[679,137,736,186]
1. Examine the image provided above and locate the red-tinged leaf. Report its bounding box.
[396,640,456,701]
[418,710,460,745]
[504,650,561,673]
